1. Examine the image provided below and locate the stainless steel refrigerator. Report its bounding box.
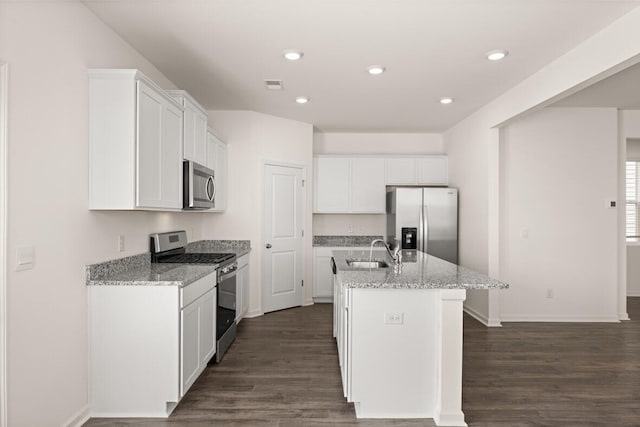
[386,187,458,264]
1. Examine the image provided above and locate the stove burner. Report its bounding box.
[155,252,235,265]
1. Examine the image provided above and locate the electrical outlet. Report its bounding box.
[521,228,529,239]
[384,312,404,325]
[546,288,554,299]
[347,225,353,234]
[118,235,125,252]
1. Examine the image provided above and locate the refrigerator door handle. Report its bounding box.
[423,203,428,254]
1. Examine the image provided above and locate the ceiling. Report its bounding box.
[82,0,640,132]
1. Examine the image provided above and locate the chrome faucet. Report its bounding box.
[370,239,402,266]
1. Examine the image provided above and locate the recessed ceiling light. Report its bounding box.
[295,96,309,104]
[283,49,304,61]
[440,97,454,104]
[367,65,386,75]
[486,50,509,61]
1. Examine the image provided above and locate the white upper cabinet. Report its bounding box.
[386,155,448,185]
[166,90,208,166]
[89,69,184,210]
[314,157,351,213]
[386,157,417,185]
[314,155,448,214]
[206,130,227,212]
[314,156,386,214]
[416,156,448,185]
[351,157,386,213]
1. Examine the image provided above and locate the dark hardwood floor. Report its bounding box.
[85,298,640,427]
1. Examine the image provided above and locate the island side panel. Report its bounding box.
[434,289,468,427]
[349,288,438,418]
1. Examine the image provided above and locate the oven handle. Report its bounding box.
[218,270,237,282]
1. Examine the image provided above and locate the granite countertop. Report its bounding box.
[86,240,251,287]
[88,262,218,287]
[332,249,509,290]
[313,235,383,247]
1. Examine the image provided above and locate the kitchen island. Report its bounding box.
[332,249,508,427]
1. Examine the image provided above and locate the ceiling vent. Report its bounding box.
[265,79,283,90]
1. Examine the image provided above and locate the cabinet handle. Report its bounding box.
[266,243,272,249]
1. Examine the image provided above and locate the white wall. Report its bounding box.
[446,9,640,324]
[0,2,205,426]
[313,132,444,236]
[499,107,619,321]
[204,111,314,311]
[313,132,443,155]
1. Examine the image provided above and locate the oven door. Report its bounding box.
[184,161,216,209]
[217,268,236,341]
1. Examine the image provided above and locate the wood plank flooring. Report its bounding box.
[85,298,640,427]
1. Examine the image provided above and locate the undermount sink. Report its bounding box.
[346,260,389,269]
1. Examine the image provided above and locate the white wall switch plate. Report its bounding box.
[384,312,404,325]
[16,245,35,271]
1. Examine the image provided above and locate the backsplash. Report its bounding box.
[313,235,383,247]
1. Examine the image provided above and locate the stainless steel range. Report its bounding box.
[150,230,237,363]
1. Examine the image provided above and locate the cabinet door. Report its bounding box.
[241,264,249,316]
[386,157,417,185]
[214,141,227,211]
[199,289,216,366]
[206,131,217,170]
[183,100,207,165]
[314,157,350,213]
[313,253,334,299]
[235,267,243,323]
[137,81,183,209]
[417,157,448,185]
[236,256,249,322]
[180,302,200,397]
[161,101,183,208]
[193,109,207,165]
[136,81,164,208]
[351,158,386,213]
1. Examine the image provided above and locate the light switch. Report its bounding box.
[16,245,34,271]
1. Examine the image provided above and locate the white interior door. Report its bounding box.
[262,164,304,313]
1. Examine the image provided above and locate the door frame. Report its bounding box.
[261,161,307,312]
[0,62,8,427]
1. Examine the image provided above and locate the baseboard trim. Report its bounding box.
[500,314,620,323]
[63,405,90,427]
[627,290,640,297]
[244,309,263,318]
[463,305,502,327]
[303,298,314,306]
[312,297,332,304]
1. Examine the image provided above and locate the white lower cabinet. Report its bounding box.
[180,287,216,396]
[89,271,217,417]
[313,247,369,302]
[235,254,250,323]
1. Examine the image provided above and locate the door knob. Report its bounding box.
[266,243,272,249]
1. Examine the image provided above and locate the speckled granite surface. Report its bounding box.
[313,235,384,247]
[86,240,251,286]
[87,262,217,287]
[186,240,251,257]
[332,249,509,290]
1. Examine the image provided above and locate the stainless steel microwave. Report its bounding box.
[183,161,215,210]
